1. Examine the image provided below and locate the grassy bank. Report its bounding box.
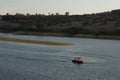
[74,34,120,40]
[0,36,74,46]
[12,31,120,40]
[12,31,71,37]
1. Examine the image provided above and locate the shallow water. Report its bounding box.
[0,33,120,80]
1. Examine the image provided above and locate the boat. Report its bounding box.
[72,57,84,64]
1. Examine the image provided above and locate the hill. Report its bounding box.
[0,9,120,39]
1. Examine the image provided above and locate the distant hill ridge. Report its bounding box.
[0,9,120,36]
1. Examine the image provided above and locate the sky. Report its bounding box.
[0,0,120,15]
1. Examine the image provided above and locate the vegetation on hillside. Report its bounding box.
[0,9,120,38]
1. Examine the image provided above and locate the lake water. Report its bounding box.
[0,33,120,80]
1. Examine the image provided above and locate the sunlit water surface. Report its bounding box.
[0,33,120,80]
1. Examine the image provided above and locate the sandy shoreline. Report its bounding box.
[0,36,74,46]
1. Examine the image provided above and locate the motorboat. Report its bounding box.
[72,57,84,64]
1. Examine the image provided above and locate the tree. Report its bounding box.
[6,13,10,16]
[36,23,44,32]
[26,13,30,16]
[0,16,2,21]
[48,12,51,16]
[65,12,69,16]
[56,13,60,16]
